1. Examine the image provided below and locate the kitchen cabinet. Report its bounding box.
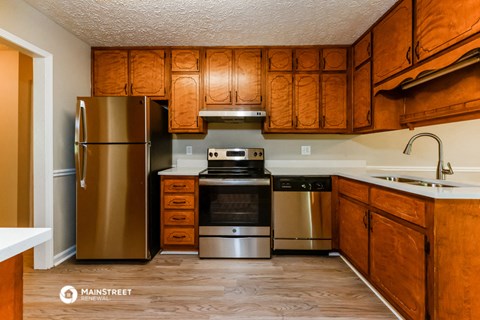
[204,48,262,106]
[92,49,166,97]
[294,73,320,129]
[353,62,372,129]
[268,48,293,71]
[353,33,371,69]
[0,254,22,320]
[160,176,198,250]
[322,48,347,71]
[321,74,347,130]
[372,0,413,84]
[169,49,205,133]
[93,50,129,96]
[415,0,480,62]
[295,48,320,71]
[265,73,294,130]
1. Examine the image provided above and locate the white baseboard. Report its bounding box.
[54,245,76,266]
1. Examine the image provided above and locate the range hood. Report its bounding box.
[199,106,266,123]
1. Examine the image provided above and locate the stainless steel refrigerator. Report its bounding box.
[75,96,172,260]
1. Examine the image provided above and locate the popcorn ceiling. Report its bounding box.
[24,0,397,47]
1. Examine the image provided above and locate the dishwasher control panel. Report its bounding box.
[273,176,332,191]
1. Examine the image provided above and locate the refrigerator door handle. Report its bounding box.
[79,100,87,142]
[80,144,87,189]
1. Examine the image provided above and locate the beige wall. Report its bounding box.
[0,50,19,227]
[0,0,91,255]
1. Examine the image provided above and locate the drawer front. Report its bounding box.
[338,178,369,203]
[370,187,426,227]
[163,178,195,193]
[163,210,195,226]
[163,227,195,245]
[164,194,195,209]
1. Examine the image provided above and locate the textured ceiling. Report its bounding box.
[24,0,397,47]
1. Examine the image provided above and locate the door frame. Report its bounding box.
[0,28,54,269]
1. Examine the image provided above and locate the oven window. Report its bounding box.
[199,185,271,226]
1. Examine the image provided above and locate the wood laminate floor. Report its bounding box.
[23,254,397,320]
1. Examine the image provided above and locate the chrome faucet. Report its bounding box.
[403,132,454,180]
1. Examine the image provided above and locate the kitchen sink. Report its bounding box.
[373,175,461,188]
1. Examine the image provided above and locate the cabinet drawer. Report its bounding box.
[164,194,195,209]
[163,178,195,193]
[338,178,369,203]
[163,210,195,226]
[163,227,195,245]
[370,187,426,227]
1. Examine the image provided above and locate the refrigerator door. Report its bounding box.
[76,143,149,259]
[76,96,147,143]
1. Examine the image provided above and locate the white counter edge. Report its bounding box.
[0,228,52,263]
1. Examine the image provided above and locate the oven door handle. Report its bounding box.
[199,178,271,186]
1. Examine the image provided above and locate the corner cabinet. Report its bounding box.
[160,176,198,250]
[336,177,480,320]
[92,49,167,97]
[169,49,205,133]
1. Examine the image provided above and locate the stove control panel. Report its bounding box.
[207,148,264,161]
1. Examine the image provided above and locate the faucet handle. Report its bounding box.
[442,162,454,175]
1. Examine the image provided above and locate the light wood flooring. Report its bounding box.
[23,254,397,320]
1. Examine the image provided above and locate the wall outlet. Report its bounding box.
[186,146,192,155]
[301,145,311,155]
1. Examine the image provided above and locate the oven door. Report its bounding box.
[199,178,271,227]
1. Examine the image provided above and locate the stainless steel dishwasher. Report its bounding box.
[273,176,332,251]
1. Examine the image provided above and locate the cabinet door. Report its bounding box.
[370,212,426,320]
[265,73,293,130]
[415,0,480,61]
[322,48,347,71]
[295,48,320,71]
[170,74,203,132]
[234,49,262,105]
[373,0,413,83]
[171,49,199,72]
[205,49,233,105]
[321,74,347,129]
[93,50,128,96]
[353,62,372,129]
[354,33,371,69]
[294,74,320,129]
[130,50,165,96]
[268,48,293,71]
[338,197,369,275]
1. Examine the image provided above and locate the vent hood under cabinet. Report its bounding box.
[199,107,266,123]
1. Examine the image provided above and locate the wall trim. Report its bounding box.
[53,168,76,177]
[54,245,76,267]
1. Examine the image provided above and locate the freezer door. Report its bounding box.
[76,96,147,143]
[76,143,148,259]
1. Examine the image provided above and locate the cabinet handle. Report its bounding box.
[367,42,371,57]
[268,58,272,70]
[414,41,420,60]
[172,184,186,188]
[295,58,299,69]
[362,211,368,229]
[172,234,186,239]
[235,91,238,103]
[322,57,326,70]
[172,216,186,221]
[124,84,127,95]
[322,115,326,128]
[196,59,199,71]
[229,91,232,103]
[295,115,299,128]
[406,47,411,64]
[171,200,187,205]
[367,110,371,125]
[130,83,133,95]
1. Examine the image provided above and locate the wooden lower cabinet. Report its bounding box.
[0,254,23,320]
[160,176,198,250]
[370,212,426,320]
[337,177,480,319]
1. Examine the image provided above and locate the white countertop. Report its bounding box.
[158,167,205,176]
[0,228,52,262]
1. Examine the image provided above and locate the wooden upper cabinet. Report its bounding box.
[415,0,480,61]
[205,49,233,105]
[268,48,293,71]
[294,74,319,129]
[265,73,293,130]
[130,50,165,96]
[322,48,347,71]
[354,33,371,69]
[171,49,199,72]
[373,0,413,84]
[234,49,262,105]
[353,62,372,129]
[170,74,203,132]
[93,50,128,96]
[321,74,347,129]
[370,212,426,320]
[295,48,320,71]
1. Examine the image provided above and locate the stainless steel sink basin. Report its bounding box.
[373,175,460,188]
